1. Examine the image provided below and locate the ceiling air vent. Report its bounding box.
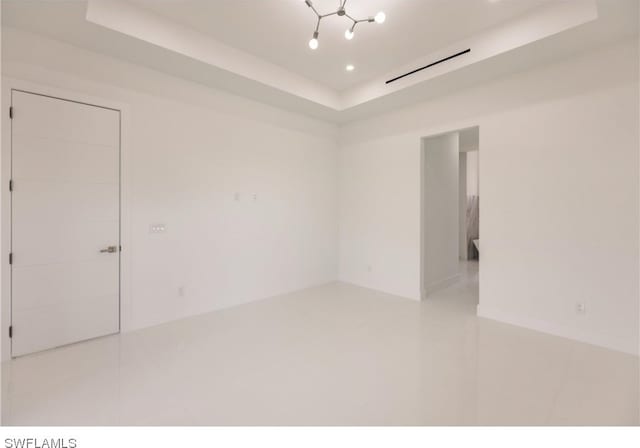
[386,48,471,85]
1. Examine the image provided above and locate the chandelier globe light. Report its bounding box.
[303,0,386,50]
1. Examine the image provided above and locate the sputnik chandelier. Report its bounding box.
[303,0,386,50]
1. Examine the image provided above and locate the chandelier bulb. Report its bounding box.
[309,31,319,49]
[302,4,384,48]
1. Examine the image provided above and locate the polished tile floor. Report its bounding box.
[2,261,638,425]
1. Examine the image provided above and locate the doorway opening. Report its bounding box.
[420,126,479,300]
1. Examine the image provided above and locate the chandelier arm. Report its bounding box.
[302,1,383,46]
[342,15,357,32]
[305,0,320,18]
[320,11,339,19]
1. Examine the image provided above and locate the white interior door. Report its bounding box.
[11,90,121,357]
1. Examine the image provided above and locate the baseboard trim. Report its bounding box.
[339,279,421,302]
[424,274,461,297]
[477,304,639,356]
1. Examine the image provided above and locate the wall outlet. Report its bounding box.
[178,286,185,298]
[576,302,587,315]
[150,224,166,234]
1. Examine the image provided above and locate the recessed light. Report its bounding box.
[346,64,355,72]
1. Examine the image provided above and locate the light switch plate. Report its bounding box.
[150,224,166,234]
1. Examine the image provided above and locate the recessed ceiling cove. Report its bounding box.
[121,0,580,91]
[4,0,635,122]
[84,0,598,109]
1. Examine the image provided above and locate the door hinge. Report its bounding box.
[9,179,13,192]
[9,253,13,265]
[9,107,13,119]
[9,326,12,338]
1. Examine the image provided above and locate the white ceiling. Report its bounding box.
[126,0,556,91]
[1,0,638,123]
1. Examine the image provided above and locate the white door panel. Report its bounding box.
[13,183,118,265]
[13,134,119,183]
[11,91,120,357]
[13,180,119,223]
[11,294,119,357]
[13,260,119,312]
[12,92,119,147]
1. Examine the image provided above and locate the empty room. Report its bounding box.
[0,0,639,443]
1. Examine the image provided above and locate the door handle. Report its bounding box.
[100,246,118,253]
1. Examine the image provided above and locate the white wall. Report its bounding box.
[0,0,4,416]
[467,150,479,197]
[1,29,637,358]
[339,39,639,354]
[422,132,460,294]
[1,29,339,359]
[338,133,421,300]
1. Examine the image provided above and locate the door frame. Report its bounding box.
[420,126,480,300]
[1,78,132,360]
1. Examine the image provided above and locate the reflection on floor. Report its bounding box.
[2,261,638,425]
